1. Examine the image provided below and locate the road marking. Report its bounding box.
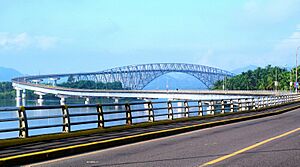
[200,127,300,166]
[28,110,298,166]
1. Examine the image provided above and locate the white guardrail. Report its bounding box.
[0,94,299,139]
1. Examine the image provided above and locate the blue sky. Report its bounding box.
[0,0,300,74]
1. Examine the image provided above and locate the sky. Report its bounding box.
[0,0,300,75]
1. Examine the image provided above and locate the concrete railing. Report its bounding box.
[0,94,299,139]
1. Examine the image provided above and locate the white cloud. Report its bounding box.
[0,32,31,49]
[275,26,300,50]
[35,36,58,50]
[0,32,59,50]
[267,24,300,67]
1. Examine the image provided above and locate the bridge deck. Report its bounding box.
[1,102,299,165]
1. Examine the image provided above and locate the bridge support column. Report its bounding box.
[15,87,22,107]
[56,95,69,105]
[50,77,60,87]
[114,98,119,110]
[60,97,66,105]
[22,89,26,106]
[37,94,44,106]
[85,97,90,105]
[34,92,46,106]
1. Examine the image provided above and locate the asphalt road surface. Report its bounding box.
[28,107,300,167]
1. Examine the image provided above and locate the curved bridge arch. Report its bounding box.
[15,63,234,90]
[100,63,234,89]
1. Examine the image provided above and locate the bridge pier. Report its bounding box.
[60,97,66,105]
[85,97,90,105]
[50,77,60,87]
[37,95,44,106]
[34,92,45,106]
[22,89,26,106]
[15,87,23,107]
[114,98,119,110]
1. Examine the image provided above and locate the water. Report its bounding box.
[0,98,150,139]
[0,96,245,139]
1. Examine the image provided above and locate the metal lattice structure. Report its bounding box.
[71,63,234,89]
[14,63,234,90]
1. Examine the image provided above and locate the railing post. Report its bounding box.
[148,101,154,122]
[221,99,225,114]
[97,104,104,128]
[209,100,215,115]
[262,97,266,108]
[184,100,189,117]
[257,97,261,108]
[279,96,282,105]
[275,96,279,105]
[230,99,234,112]
[167,101,174,120]
[252,98,255,110]
[238,99,242,111]
[271,96,274,105]
[18,106,28,138]
[198,100,203,116]
[125,103,132,125]
[245,98,249,110]
[62,105,71,133]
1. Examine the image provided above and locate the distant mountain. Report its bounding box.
[232,65,258,74]
[143,73,207,90]
[0,67,23,82]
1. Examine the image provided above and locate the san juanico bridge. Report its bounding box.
[1,1,300,166]
[1,62,300,166]
[12,63,235,106]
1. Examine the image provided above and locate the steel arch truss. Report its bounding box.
[71,63,234,89]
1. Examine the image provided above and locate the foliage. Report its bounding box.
[58,80,123,90]
[0,80,123,99]
[0,82,15,99]
[213,65,293,91]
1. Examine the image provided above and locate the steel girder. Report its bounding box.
[71,63,234,89]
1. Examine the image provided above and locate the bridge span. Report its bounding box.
[12,63,284,106]
[12,80,285,106]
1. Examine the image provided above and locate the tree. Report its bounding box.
[213,65,290,91]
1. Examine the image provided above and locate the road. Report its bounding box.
[29,107,300,167]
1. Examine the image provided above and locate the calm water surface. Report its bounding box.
[0,96,240,139]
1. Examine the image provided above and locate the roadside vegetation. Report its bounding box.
[213,65,295,91]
